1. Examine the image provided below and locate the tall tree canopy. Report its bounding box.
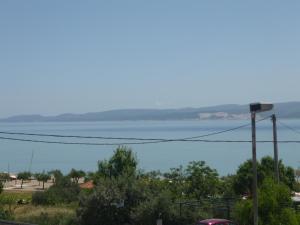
[233,156,296,196]
[69,169,85,184]
[17,171,31,189]
[185,161,219,199]
[234,178,299,225]
[35,172,51,189]
[97,146,138,178]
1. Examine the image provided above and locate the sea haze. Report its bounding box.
[0,120,300,176]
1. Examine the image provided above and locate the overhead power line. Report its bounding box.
[0,116,271,142]
[0,130,163,141]
[183,116,270,140]
[1,135,300,146]
[277,120,300,135]
[0,115,281,146]
[0,136,139,146]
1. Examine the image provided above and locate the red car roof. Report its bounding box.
[198,218,232,224]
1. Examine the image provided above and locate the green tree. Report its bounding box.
[97,160,111,178]
[233,156,296,196]
[219,175,237,198]
[233,178,300,225]
[69,169,85,184]
[32,174,80,205]
[48,169,63,184]
[260,156,296,190]
[48,175,80,204]
[35,172,51,189]
[77,177,137,225]
[233,159,253,196]
[0,173,9,197]
[164,166,188,200]
[131,173,205,225]
[185,161,219,199]
[97,146,138,178]
[17,171,31,189]
[131,190,179,225]
[0,173,10,182]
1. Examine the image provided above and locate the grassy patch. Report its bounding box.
[14,205,76,225]
[0,191,32,204]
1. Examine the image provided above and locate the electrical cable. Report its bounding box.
[1,135,300,146]
[0,115,278,146]
[277,120,300,135]
[182,116,270,140]
[0,115,271,142]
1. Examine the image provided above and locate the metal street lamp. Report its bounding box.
[250,103,273,113]
[249,103,273,225]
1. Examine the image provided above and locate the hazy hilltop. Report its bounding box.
[1,102,300,122]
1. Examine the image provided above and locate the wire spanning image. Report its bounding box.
[0,116,270,141]
[1,116,300,146]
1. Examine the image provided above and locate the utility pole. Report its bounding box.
[250,102,273,225]
[251,112,258,225]
[271,114,279,183]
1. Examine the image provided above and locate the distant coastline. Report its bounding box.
[1,101,300,122]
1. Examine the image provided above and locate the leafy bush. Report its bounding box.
[131,190,183,225]
[233,178,300,225]
[233,199,253,225]
[32,191,50,205]
[233,156,296,196]
[77,177,132,225]
[0,206,12,220]
[32,176,80,205]
[46,183,80,204]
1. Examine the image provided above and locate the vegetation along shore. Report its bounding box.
[0,146,300,225]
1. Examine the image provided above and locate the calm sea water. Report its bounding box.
[0,119,300,176]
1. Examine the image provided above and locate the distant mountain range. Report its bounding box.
[1,102,300,122]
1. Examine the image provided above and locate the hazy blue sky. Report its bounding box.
[0,1,299,117]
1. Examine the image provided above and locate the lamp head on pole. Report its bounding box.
[250,102,274,113]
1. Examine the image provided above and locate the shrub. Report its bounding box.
[32,191,50,205]
[32,176,80,205]
[0,206,12,220]
[233,178,300,225]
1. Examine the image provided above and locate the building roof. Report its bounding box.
[79,180,94,189]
